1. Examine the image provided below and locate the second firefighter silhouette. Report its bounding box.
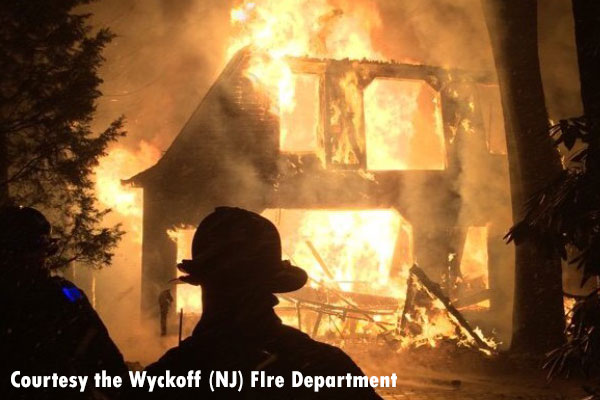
[0,207,128,399]
[144,207,382,399]
[158,288,174,336]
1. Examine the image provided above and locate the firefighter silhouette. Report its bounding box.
[158,288,174,336]
[0,206,128,399]
[143,207,382,399]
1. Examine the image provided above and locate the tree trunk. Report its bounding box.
[573,0,600,119]
[0,132,9,206]
[573,0,600,175]
[480,0,565,353]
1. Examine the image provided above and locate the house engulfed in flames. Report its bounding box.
[124,47,512,348]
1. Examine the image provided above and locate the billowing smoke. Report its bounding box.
[83,0,235,363]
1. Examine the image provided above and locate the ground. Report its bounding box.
[344,343,588,400]
[376,372,584,399]
[119,332,588,399]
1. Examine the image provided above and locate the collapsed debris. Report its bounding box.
[400,265,494,352]
[276,239,496,352]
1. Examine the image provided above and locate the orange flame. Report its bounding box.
[263,209,411,297]
[364,79,445,170]
[460,226,489,289]
[95,141,161,242]
[169,228,203,314]
[228,0,383,115]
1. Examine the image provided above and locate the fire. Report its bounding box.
[228,0,383,131]
[169,211,496,350]
[95,142,161,217]
[169,228,202,314]
[170,209,411,314]
[229,0,382,61]
[563,296,576,327]
[457,226,490,309]
[95,141,161,241]
[364,79,445,170]
[279,74,320,152]
[263,209,411,297]
[402,302,457,349]
[228,0,446,171]
[460,227,489,288]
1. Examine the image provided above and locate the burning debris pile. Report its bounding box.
[171,210,498,354]
[278,264,497,352]
[276,258,497,354]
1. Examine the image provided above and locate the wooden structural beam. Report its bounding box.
[407,265,493,351]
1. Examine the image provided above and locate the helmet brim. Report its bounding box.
[267,264,308,293]
[176,259,308,293]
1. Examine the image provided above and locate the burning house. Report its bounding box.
[124,46,512,346]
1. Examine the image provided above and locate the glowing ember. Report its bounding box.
[364,79,445,170]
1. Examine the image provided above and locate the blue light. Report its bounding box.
[61,286,82,303]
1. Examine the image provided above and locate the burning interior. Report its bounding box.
[171,209,493,349]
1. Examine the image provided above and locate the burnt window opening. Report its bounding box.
[279,73,320,153]
[278,71,447,171]
[364,78,446,171]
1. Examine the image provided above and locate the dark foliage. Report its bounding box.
[544,291,600,381]
[504,115,600,394]
[0,0,124,268]
[505,116,600,286]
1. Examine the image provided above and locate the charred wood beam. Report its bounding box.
[305,240,337,283]
[290,282,399,309]
[303,245,399,339]
[409,265,493,351]
[399,272,415,334]
[279,295,396,316]
[277,301,397,327]
[453,289,493,309]
[285,56,496,85]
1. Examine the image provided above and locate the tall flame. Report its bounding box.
[95,142,161,242]
[228,0,383,113]
[228,0,445,170]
